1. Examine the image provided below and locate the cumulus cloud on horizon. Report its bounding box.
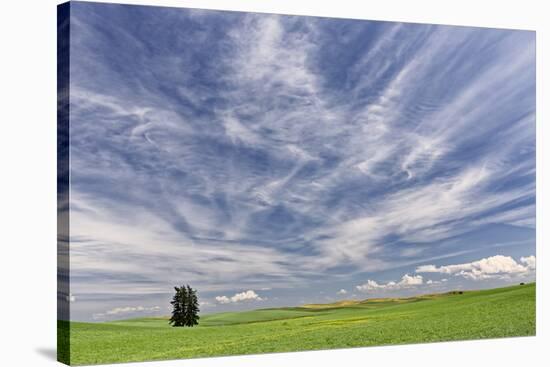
[416,255,536,280]
[426,278,448,285]
[215,290,264,304]
[356,274,424,292]
[93,305,161,320]
[356,254,535,293]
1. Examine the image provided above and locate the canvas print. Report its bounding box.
[57,1,536,365]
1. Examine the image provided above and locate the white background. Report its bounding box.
[0,0,547,366]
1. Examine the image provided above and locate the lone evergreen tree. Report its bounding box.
[169,284,200,327]
[184,285,200,327]
[169,285,187,327]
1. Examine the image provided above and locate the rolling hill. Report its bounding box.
[60,283,536,365]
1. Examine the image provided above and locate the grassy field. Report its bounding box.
[60,283,535,365]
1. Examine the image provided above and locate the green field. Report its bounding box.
[60,283,535,365]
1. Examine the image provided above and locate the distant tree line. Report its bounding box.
[169,284,200,327]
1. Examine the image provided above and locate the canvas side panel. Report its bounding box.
[57,2,71,365]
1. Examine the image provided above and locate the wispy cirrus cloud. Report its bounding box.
[65,3,535,320]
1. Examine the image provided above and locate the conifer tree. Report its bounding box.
[169,285,187,327]
[184,285,200,327]
[169,284,200,327]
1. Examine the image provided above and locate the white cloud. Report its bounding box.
[93,305,161,320]
[337,289,348,295]
[214,296,231,304]
[520,255,536,270]
[400,274,424,286]
[231,290,263,302]
[215,290,263,304]
[356,274,423,292]
[106,305,160,315]
[426,278,448,285]
[416,255,536,280]
[415,265,439,273]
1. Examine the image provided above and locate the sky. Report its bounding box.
[62,2,536,322]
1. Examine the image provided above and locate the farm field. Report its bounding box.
[61,283,535,365]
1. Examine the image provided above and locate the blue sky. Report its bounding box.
[64,2,535,321]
